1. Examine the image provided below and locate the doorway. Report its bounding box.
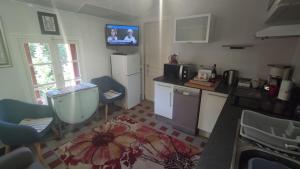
[143,20,171,101]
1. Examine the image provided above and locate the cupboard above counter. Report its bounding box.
[174,14,213,43]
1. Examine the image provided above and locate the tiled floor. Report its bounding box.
[33,101,207,169]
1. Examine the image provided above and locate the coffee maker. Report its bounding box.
[267,64,292,97]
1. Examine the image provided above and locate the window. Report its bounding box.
[23,40,81,104]
[57,43,81,87]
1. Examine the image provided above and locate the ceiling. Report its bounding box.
[15,0,156,21]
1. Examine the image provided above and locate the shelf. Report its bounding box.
[222,44,254,49]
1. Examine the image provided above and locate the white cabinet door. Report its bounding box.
[198,91,228,133]
[154,82,173,119]
[127,73,141,109]
[175,14,212,43]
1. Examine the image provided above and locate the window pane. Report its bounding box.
[57,44,77,63]
[33,64,55,85]
[34,84,56,105]
[62,62,76,80]
[28,43,52,64]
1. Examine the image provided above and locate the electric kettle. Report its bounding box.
[223,70,238,86]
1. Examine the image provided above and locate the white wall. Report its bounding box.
[141,0,299,79]
[292,39,300,85]
[0,0,122,102]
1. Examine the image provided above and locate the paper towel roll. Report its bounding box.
[277,80,293,101]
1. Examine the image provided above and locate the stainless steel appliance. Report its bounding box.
[267,64,292,97]
[196,68,213,81]
[223,70,238,86]
[163,64,196,82]
[172,86,201,135]
[268,64,292,80]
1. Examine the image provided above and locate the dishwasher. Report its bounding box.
[172,86,201,135]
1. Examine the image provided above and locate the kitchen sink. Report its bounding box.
[230,121,300,169]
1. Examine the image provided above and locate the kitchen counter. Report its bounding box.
[197,95,242,169]
[154,76,299,169]
[153,76,232,94]
[197,87,299,169]
[153,76,186,86]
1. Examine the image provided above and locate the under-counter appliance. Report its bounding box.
[172,86,201,135]
[111,54,141,109]
[163,64,196,82]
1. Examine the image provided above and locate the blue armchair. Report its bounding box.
[0,147,45,169]
[0,99,56,161]
[91,76,125,121]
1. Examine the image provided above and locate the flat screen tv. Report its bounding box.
[105,24,139,46]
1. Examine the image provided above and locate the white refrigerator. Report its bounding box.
[111,54,141,109]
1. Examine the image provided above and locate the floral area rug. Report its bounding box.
[55,115,202,169]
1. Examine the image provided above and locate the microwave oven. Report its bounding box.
[163,64,196,82]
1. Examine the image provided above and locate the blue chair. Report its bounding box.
[0,147,45,169]
[0,99,56,161]
[91,76,125,121]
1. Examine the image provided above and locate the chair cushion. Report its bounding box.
[104,90,122,100]
[19,118,53,133]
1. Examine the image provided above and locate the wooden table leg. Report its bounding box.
[34,143,44,163]
[105,104,108,122]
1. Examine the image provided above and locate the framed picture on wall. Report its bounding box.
[0,17,12,68]
[37,11,60,35]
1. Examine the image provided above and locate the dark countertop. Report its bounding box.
[197,95,242,169]
[155,76,300,169]
[154,76,232,94]
[153,76,186,86]
[154,76,239,169]
[197,87,299,169]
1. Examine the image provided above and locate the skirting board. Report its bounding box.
[198,129,211,138]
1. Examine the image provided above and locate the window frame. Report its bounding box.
[19,37,82,104]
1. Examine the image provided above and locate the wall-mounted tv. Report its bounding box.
[105,24,139,46]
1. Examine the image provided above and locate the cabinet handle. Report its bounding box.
[157,84,171,88]
[207,93,228,98]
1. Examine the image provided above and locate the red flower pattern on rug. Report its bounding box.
[57,115,201,169]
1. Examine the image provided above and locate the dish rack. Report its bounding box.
[240,110,300,156]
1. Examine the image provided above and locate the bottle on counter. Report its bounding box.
[211,64,217,82]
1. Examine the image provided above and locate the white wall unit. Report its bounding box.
[154,81,173,119]
[111,54,141,109]
[174,14,212,43]
[198,90,228,133]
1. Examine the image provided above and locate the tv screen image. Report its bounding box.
[106,24,139,46]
